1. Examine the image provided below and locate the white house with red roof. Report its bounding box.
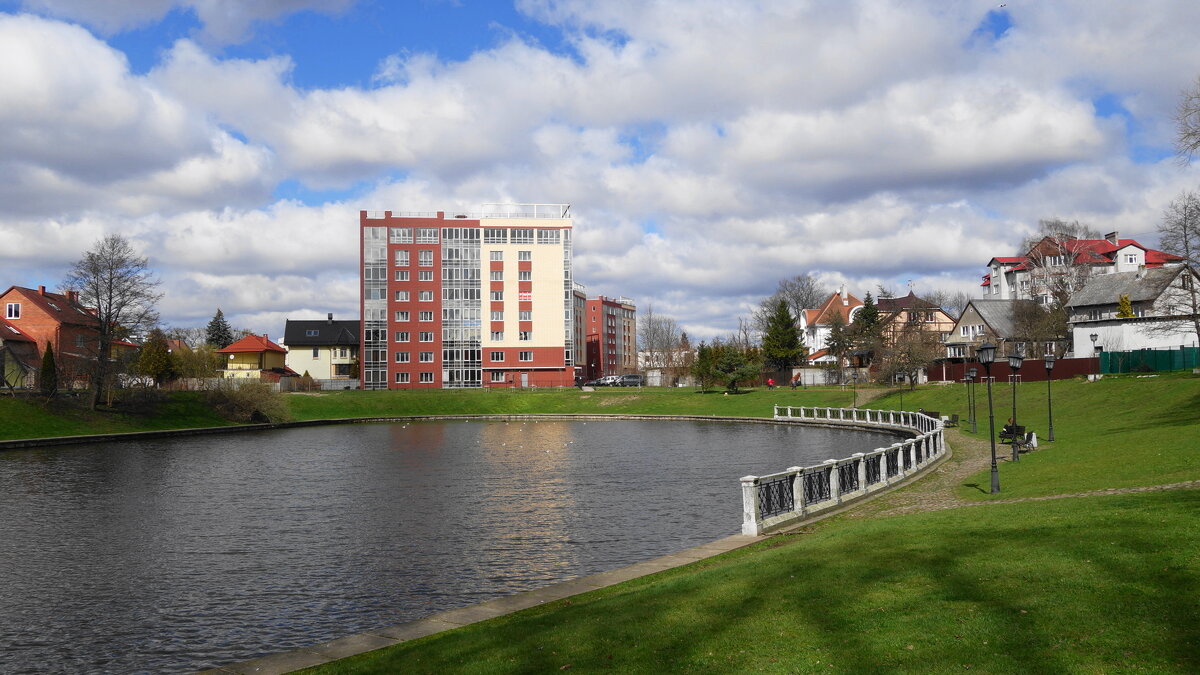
[215,333,297,381]
[981,231,1184,303]
[798,287,864,365]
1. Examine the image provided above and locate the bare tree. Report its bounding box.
[753,273,828,334]
[921,288,973,320]
[1151,191,1200,345]
[63,234,162,410]
[638,303,685,383]
[1175,75,1200,162]
[1020,218,1103,339]
[165,326,208,349]
[875,321,944,389]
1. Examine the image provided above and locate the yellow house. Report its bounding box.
[215,333,293,380]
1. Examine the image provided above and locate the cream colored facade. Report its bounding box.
[479,216,571,353]
[285,344,355,379]
[221,351,287,378]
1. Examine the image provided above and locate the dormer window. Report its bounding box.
[4,303,18,319]
[305,329,319,337]
[1124,253,1137,264]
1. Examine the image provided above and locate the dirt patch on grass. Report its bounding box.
[596,396,642,406]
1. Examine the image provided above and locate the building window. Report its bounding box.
[389,227,412,243]
[418,250,434,266]
[490,270,503,281]
[416,228,439,243]
[484,228,507,243]
[395,311,409,321]
[396,372,410,383]
[419,372,435,383]
[419,331,434,342]
[419,311,434,322]
[491,311,504,321]
[395,331,410,342]
[519,331,532,341]
[490,250,503,261]
[490,371,506,382]
[1087,308,1102,320]
[395,270,409,281]
[519,310,531,321]
[1124,253,1137,264]
[395,352,410,363]
[491,351,504,361]
[490,290,504,301]
[518,270,532,281]
[511,228,534,244]
[418,270,433,281]
[394,250,410,266]
[490,331,504,341]
[518,250,532,261]
[519,351,533,361]
[395,290,410,302]
[418,290,433,302]
[419,351,434,363]
[537,229,560,244]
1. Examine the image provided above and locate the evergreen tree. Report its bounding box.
[40,342,58,399]
[851,291,882,364]
[761,298,805,372]
[1116,294,1135,318]
[205,308,234,348]
[712,344,762,393]
[137,328,177,387]
[691,341,716,391]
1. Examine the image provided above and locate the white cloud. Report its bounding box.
[15,0,353,43]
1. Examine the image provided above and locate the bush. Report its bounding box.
[206,381,291,423]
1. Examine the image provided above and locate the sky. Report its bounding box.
[3,0,1200,341]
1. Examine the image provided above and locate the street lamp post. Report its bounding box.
[1009,347,1025,462]
[967,366,978,434]
[1044,351,1056,442]
[1090,332,1100,377]
[978,343,1000,494]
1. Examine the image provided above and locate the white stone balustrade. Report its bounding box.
[740,406,946,535]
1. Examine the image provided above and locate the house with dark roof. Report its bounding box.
[1067,265,1200,354]
[981,231,1184,303]
[876,291,957,346]
[215,333,296,381]
[281,314,360,381]
[943,298,1045,361]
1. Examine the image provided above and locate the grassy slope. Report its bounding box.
[299,373,1200,674]
[0,392,232,440]
[314,491,1200,674]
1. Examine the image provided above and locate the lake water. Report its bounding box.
[0,419,902,673]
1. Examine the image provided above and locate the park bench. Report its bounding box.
[942,413,959,428]
[998,424,1025,444]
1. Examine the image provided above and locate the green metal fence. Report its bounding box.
[1099,347,1200,373]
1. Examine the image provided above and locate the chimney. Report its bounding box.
[840,285,848,306]
[38,285,45,295]
[1105,231,1119,245]
[263,333,268,341]
[327,312,333,324]
[67,290,78,304]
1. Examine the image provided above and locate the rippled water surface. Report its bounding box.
[0,420,902,673]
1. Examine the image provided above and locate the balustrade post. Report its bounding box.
[853,452,866,492]
[787,466,804,516]
[741,476,761,536]
[825,459,840,503]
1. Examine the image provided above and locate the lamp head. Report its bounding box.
[1044,352,1056,371]
[977,342,997,365]
[1090,333,1099,344]
[967,367,978,379]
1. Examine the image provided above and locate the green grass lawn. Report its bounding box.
[867,372,1200,499]
[308,489,1200,674]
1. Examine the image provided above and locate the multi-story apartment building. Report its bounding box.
[359,204,575,389]
[583,295,637,379]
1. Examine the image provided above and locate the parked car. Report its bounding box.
[583,378,607,387]
[617,374,644,387]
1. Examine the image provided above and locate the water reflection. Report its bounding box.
[0,419,901,674]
